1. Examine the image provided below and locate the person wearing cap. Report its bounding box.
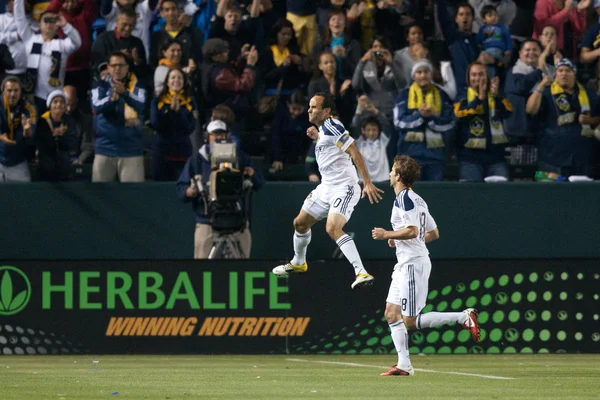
[35,89,77,180]
[176,119,265,259]
[526,58,600,180]
[393,60,455,181]
[454,62,512,182]
[199,37,258,120]
[150,67,197,181]
[0,75,36,182]
[91,50,146,182]
[14,0,82,113]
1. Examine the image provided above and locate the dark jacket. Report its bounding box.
[208,16,260,61]
[313,36,361,80]
[90,75,146,157]
[504,62,543,138]
[271,104,311,163]
[0,96,37,167]
[150,95,197,159]
[307,76,356,126]
[35,112,77,180]
[260,46,303,93]
[176,143,265,224]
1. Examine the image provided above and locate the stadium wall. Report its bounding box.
[0,182,598,260]
[0,260,597,355]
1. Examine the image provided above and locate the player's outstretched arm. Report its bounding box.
[345,143,384,204]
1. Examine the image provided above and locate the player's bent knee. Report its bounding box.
[293,216,311,233]
[403,316,418,330]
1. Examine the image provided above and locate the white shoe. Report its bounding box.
[272,262,308,275]
[351,273,374,290]
[462,308,481,342]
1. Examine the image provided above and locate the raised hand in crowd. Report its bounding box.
[21,114,32,137]
[0,133,16,145]
[246,46,259,66]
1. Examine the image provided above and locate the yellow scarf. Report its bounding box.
[550,81,594,137]
[3,95,18,140]
[271,45,290,67]
[463,87,508,148]
[158,89,193,112]
[407,82,442,115]
[41,111,65,149]
[123,73,139,125]
[158,58,180,69]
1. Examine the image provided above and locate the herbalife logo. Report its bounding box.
[0,266,31,316]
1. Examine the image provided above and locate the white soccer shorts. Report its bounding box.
[301,183,362,222]
[386,259,432,317]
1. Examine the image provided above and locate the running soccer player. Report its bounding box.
[372,155,481,376]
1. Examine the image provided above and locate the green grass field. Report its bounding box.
[1,355,599,399]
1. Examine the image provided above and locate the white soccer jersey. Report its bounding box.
[391,188,437,265]
[315,117,359,186]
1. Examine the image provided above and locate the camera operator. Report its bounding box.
[177,119,265,259]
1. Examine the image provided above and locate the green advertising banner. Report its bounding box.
[0,260,598,355]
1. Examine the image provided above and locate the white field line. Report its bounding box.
[286,358,516,380]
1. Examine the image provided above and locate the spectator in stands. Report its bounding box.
[454,62,512,182]
[470,0,517,32]
[153,39,198,96]
[91,51,146,182]
[149,0,203,68]
[393,23,425,90]
[374,0,412,51]
[429,45,458,100]
[533,0,588,61]
[351,94,392,137]
[177,119,265,258]
[0,0,27,81]
[347,0,376,52]
[270,90,311,171]
[476,4,512,78]
[260,18,303,105]
[209,0,260,62]
[286,0,318,56]
[394,60,455,181]
[14,0,81,113]
[354,115,390,182]
[307,52,355,125]
[304,138,319,182]
[435,0,481,93]
[0,44,15,79]
[150,67,197,181]
[538,25,562,76]
[199,38,258,121]
[47,0,97,111]
[504,39,544,142]
[35,89,77,180]
[526,59,600,180]
[92,8,148,82]
[352,35,402,124]
[316,0,349,33]
[0,76,36,182]
[101,0,158,59]
[314,9,360,80]
[580,14,600,92]
[64,85,94,164]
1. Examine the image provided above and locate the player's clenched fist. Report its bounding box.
[306,126,318,140]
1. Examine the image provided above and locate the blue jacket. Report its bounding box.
[454,92,512,165]
[436,0,480,91]
[150,96,197,159]
[176,142,265,224]
[0,97,37,167]
[533,86,599,168]
[91,76,146,157]
[393,87,455,164]
[477,24,512,54]
[504,65,543,138]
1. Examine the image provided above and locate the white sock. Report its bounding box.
[389,320,411,368]
[336,234,367,275]
[417,312,466,329]
[291,230,311,265]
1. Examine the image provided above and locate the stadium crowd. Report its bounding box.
[0,0,599,183]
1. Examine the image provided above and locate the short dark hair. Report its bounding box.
[481,4,497,19]
[159,38,182,59]
[393,155,421,187]
[117,7,137,19]
[456,2,474,17]
[1,75,22,91]
[288,90,305,106]
[160,0,177,9]
[109,51,130,67]
[361,116,381,132]
[405,22,423,38]
[521,38,542,52]
[313,92,337,114]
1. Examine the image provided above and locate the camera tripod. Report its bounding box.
[208,234,245,259]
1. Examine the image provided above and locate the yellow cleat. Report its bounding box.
[272,262,308,275]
